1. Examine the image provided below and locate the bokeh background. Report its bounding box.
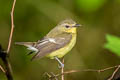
[0,0,120,80]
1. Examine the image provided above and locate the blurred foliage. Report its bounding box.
[76,0,107,12]
[0,0,120,80]
[105,34,120,56]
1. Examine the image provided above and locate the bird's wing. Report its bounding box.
[32,33,72,60]
[15,42,36,47]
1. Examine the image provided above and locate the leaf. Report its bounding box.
[104,34,120,56]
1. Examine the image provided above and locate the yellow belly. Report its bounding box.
[46,34,76,59]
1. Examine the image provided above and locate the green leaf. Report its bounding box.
[104,34,120,56]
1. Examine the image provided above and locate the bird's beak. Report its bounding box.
[73,24,82,27]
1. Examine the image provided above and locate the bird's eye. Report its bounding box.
[65,25,70,28]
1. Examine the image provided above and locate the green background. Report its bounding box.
[0,0,120,80]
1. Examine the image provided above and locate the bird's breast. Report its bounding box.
[46,33,76,59]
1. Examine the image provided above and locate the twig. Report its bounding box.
[44,64,120,80]
[51,72,58,80]
[2,54,13,80]
[98,65,118,73]
[108,65,120,80]
[0,65,5,73]
[0,0,16,80]
[55,65,119,78]
[43,72,58,80]
[5,0,16,79]
[0,46,13,80]
[56,69,99,77]
[61,58,64,80]
[7,0,16,54]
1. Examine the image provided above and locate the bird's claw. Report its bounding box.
[58,63,64,68]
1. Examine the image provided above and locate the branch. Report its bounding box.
[53,65,120,79]
[0,0,16,80]
[61,58,64,80]
[4,0,16,79]
[44,64,120,80]
[0,65,5,73]
[108,65,120,80]
[0,46,13,80]
[7,0,16,54]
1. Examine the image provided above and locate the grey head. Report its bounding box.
[57,19,81,28]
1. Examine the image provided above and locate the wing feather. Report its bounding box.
[31,33,72,60]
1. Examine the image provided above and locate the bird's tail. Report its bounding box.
[15,42,36,47]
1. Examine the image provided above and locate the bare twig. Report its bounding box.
[99,66,118,72]
[56,69,99,77]
[0,0,16,80]
[44,65,120,80]
[43,72,58,80]
[0,65,5,73]
[108,65,120,80]
[7,0,16,54]
[51,72,58,80]
[61,58,64,80]
[0,46,13,80]
[55,65,119,78]
[2,55,13,80]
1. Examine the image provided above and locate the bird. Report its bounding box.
[15,19,81,68]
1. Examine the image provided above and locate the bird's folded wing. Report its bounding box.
[15,42,36,47]
[32,34,72,60]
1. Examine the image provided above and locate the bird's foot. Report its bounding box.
[58,63,64,68]
[54,56,64,68]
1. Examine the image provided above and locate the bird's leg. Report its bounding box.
[54,57,64,68]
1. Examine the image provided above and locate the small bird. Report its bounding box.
[15,19,81,68]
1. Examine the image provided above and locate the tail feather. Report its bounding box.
[15,42,36,47]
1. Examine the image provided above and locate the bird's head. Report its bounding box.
[57,19,81,33]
